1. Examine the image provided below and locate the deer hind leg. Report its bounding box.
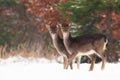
[89,55,96,71]
[96,53,106,70]
[101,55,106,70]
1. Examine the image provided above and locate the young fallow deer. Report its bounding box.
[60,23,108,71]
[46,25,73,69]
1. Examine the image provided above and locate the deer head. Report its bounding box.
[60,23,71,40]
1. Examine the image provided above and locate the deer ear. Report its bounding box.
[56,24,62,29]
[57,27,63,39]
[45,24,50,30]
[57,24,62,31]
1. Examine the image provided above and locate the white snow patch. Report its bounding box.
[0,56,120,80]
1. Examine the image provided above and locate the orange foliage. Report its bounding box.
[112,29,120,40]
[112,12,120,29]
[111,12,120,40]
[20,0,69,29]
[95,10,108,30]
[96,11,120,40]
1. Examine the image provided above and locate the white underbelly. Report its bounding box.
[76,49,96,56]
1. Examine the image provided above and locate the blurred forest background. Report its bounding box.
[0,0,120,63]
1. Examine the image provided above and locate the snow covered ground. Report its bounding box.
[0,56,120,80]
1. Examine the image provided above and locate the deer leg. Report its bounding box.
[101,55,106,70]
[66,59,73,69]
[63,56,72,69]
[76,56,80,69]
[63,57,68,69]
[96,53,106,70]
[89,55,96,71]
[65,60,73,69]
[63,57,66,69]
[66,52,77,69]
[65,57,72,69]
[64,57,73,70]
[66,58,71,69]
[70,61,73,69]
[66,63,69,69]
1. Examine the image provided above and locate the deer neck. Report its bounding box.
[51,33,68,57]
[63,32,72,55]
[51,33,59,49]
[51,34,62,52]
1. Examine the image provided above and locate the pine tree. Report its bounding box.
[58,0,120,62]
[58,0,120,34]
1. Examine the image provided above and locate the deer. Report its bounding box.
[46,25,74,69]
[60,23,108,71]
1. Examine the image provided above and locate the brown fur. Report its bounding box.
[46,25,73,69]
[61,24,108,71]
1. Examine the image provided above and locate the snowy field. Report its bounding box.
[0,56,120,80]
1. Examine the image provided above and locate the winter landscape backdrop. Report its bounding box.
[0,57,120,80]
[0,56,120,80]
[0,0,120,80]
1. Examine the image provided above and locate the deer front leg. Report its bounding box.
[65,52,77,69]
[65,59,72,69]
[66,56,75,69]
[70,61,73,69]
[63,57,73,69]
[76,56,81,69]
